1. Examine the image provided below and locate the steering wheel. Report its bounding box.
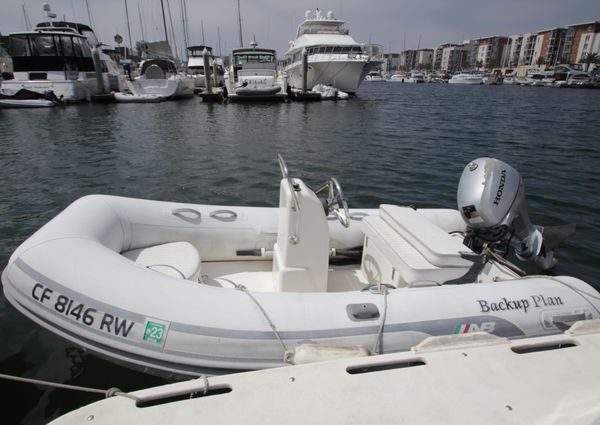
[316,177,350,228]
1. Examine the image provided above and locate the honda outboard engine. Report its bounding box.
[457,157,556,270]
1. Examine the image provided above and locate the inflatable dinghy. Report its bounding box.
[3,156,599,377]
[0,88,63,108]
[113,91,164,103]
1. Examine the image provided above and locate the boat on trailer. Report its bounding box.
[2,156,599,377]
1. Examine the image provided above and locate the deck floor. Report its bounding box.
[201,260,367,292]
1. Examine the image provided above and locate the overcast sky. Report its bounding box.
[2,0,599,58]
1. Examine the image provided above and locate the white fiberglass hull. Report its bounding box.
[129,77,194,100]
[286,59,375,94]
[1,78,88,102]
[49,320,600,425]
[448,78,483,84]
[3,193,600,377]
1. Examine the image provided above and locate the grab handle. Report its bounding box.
[210,209,238,222]
[171,208,202,224]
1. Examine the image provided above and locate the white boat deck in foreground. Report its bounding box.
[51,319,600,424]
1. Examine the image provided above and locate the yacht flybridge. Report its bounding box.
[284,9,383,94]
[3,156,598,377]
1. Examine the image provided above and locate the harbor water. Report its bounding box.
[1,82,600,423]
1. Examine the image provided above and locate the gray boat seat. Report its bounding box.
[122,241,201,282]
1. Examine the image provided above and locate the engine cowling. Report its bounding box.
[457,157,554,270]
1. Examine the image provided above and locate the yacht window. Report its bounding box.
[9,35,31,56]
[31,35,57,56]
[58,35,74,57]
[71,37,83,57]
[79,39,92,57]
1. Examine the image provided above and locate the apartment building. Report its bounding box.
[415,49,434,69]
[532,27,567,66]
[473,36,508,68]
[563,21,600,63]
[440,44,469,71]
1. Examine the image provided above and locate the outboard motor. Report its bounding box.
[457,157,556,270]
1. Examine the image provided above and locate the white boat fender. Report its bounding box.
[285,343,370,365]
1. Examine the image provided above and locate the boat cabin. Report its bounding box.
[230,47,276,79]
[7,30,94,79]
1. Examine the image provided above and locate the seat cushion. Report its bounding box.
[122,241,201,281]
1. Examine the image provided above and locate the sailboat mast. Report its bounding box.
[21,5,31,29]
[138,3,146,41]
[237,0,243,47]
[160,0,169,43]
[124,0,133,58]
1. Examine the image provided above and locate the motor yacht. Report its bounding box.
[364,71,385,82]
[448,71,484,84]
[224,42,287,101]
[284,9,383,94]
[2,21,124,102]
[186,45,224,92]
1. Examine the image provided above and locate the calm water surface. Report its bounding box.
[1,83,600,423]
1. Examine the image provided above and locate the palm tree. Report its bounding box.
[581,52,600,71]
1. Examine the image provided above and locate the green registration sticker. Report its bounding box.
[143,320,168,346]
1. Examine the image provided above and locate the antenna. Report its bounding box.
[201,19,205,45]
[42,2,57,20]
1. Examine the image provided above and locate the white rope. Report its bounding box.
[0,373,139,400]
[371,283,389,355]
[227,281,289,353]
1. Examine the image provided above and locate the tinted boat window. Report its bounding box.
[31,35,57,56]
[9,35,31,56]
[59,35,74,57]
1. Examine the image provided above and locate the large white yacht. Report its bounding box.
[2,20,124,102]
[284,9,383,94]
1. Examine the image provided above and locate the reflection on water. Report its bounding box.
[1,83,600,422]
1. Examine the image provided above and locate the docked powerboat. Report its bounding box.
[388,73,408,82]
[3,156,598,377]
[128,58,195,100]
[48,319,600,425]
[186,45,224,92]
[448,71,484,84]
[224,42,287,101]
[525,69,545,87]
[543,64,590,88]
[2,20,124,102]
[364,71,385,82]
[284,9,383,94]
[388,71,425,83]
